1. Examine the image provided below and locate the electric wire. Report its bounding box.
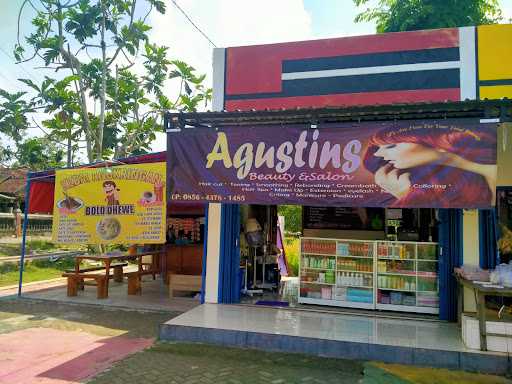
[169,0,217,47]
[0,45,41,83]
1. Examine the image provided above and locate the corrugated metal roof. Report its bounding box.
[0,168,28,197]
[164,99,512,130]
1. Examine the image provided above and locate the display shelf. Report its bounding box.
[337,284,373,289]
[302,267,335,271]
[336,269,373,274]
[378,271,437,278]
[376,303,439,314]
[337,255,373,259]
[377,287,416,293]
[378,271,415,276]
[300,237,439,314]
[298,297,374,309]
[301,281,335,286]
[302,252,337,257]
[417,271,439,279]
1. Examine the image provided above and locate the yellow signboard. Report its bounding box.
[52,162,166,244]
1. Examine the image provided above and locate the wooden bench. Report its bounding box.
[62,273,109,299]
[63,262,128,299]
[65,262,128,284]
[126,270,159,295]
[169,274,202,298]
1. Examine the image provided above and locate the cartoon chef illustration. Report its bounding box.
[103,180,120,206]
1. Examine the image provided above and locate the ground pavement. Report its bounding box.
[0,298,510,384]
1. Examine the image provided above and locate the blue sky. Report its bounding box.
[1,0,511,92]
[1,0,510,93]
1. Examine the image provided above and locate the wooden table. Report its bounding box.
[72,250,164,298]
[455,274,512,351]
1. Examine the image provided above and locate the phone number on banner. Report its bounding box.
[170,193,246,202]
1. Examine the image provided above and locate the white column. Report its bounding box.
[459,26,477,101]
[204,203,222,303]
[204,48,227,304]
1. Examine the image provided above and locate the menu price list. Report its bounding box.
[56,216,90,243]
[133,206,163,241]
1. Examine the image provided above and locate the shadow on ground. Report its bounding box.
[0,297,179,339]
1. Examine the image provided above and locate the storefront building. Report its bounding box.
[166,24,512,322]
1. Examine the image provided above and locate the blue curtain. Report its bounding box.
[479,209,499,269]
[218,204,241,303]
[438,209,463,322]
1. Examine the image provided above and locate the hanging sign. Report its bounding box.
[52,162,166,244]
[168,119,498,208]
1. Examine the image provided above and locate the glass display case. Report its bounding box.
[375,241,438,314]
[299,237,439,314]
[299,238,375,309]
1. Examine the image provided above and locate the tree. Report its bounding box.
[277,205,302,234]
[14,137,66,171]
[0,90,34,164]
[353,0,503,33]
[9,0,210,163]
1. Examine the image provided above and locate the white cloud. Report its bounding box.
[499,0,512,21]
[149,0,313,151]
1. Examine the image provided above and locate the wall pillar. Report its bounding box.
[462,209,480,312]
[204,203,222,303]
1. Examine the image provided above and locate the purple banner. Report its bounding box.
[168,119,497,208]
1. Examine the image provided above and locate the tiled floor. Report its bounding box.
[162,304,512,373]
[166,303,466,351]
[24,277,200,313]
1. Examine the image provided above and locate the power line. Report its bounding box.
[170,0,217,48]
[0,45,41,83]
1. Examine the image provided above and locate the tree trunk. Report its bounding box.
[97,1,107,161]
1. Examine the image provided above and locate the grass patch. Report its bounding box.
[372,362,510,384]
[0,257,77,287]
[284,236,300,276]
[0,240,84,257]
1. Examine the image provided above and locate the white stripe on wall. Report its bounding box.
[281,61,461,80]
[459,26,477,100]
[212,48,226,111]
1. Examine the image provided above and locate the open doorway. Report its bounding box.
[237,204,440,317]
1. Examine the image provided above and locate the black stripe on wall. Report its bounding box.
[282,48,460,73]
[479,79,512,86]
[225,69,460,100]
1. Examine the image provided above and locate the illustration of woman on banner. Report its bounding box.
[363,123,497,208]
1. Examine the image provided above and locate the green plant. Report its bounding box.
[32,256,76,270]
[4,0,211,166]
[284,237,300,276]
[278,205,302,234]
[353,0,502,33]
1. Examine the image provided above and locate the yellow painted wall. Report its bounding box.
[478,24,512,99]
[462,209,480,312]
